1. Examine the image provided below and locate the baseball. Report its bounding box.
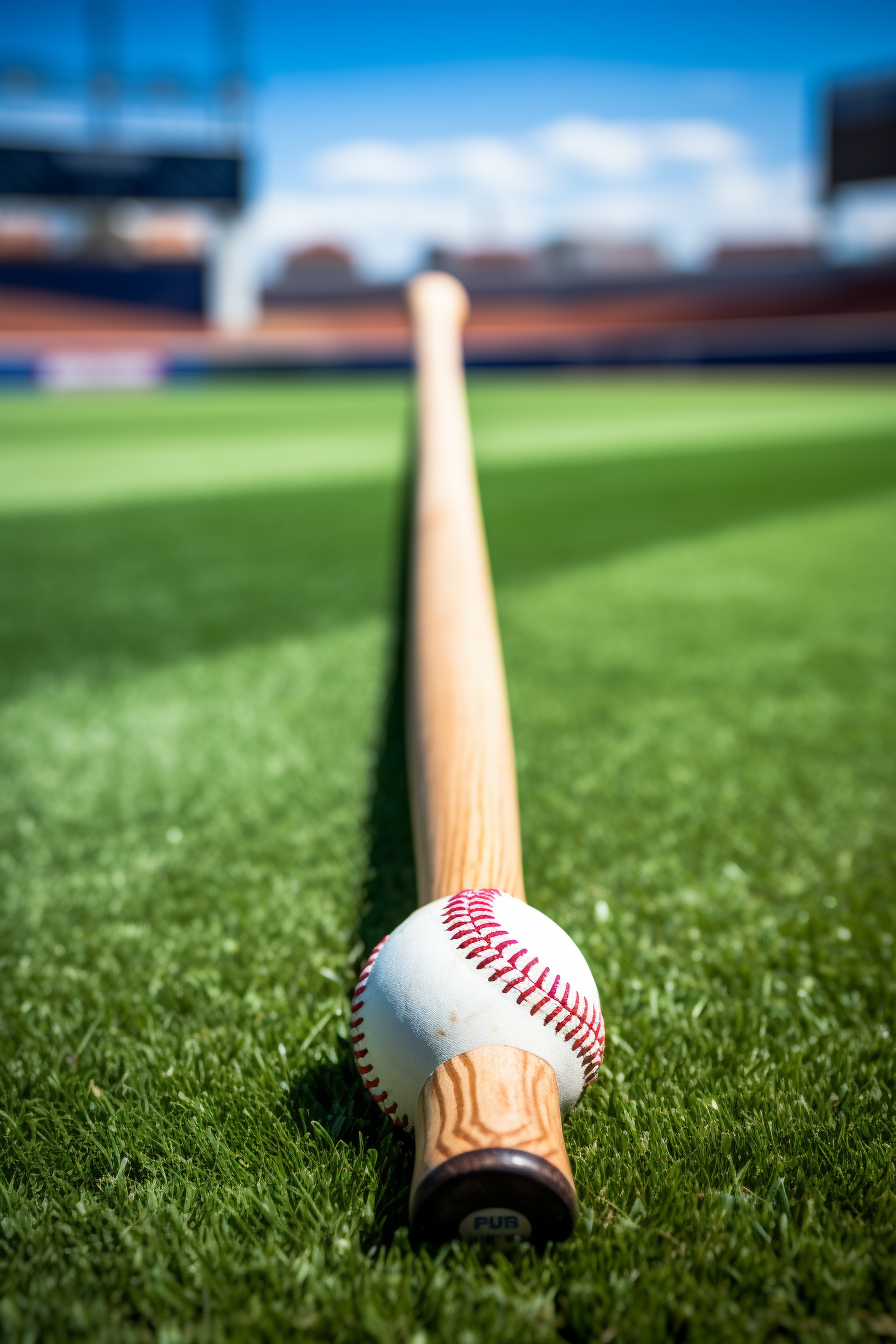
[352,888,605,1130]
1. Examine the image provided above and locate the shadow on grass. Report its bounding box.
[0,478,400,701]
[287,1054,416,1246]
[480,423,896,588]
[3,425,895,702]
[356,444,418,956]
[287,438,419,1246]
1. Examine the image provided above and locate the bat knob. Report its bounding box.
[410,1147,577,1247]
[407,1044,581,1247]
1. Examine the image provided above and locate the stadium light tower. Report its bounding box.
[85,0,122,140]
[207,0,256,329]
[0,0,256,331]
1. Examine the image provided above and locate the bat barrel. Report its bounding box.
[405,272,578,1245]
[406,271,524,906]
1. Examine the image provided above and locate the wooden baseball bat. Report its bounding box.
[405,272,578,1244]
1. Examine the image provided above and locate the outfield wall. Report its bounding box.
[1,259,894,387]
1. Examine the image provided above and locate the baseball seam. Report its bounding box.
[443,889,605,1094]
[350,934,411,1127]
[351,889,605,1127]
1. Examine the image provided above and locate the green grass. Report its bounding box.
[1,375,895,1342]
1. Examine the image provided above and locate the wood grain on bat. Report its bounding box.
[411,1046,574,1192]
[406,272,525,906]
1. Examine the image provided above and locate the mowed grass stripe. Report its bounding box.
[0,380,412,514]
[2,411,894,700]
[469,373,896,467]
[2,376,894,514]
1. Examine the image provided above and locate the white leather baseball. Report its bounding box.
[351,888,605,1130]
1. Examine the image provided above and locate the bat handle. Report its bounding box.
[409,1045,578,1245]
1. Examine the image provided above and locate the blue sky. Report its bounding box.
[258,0,892,77]
[3,0,893,80]
[2,0,894,273]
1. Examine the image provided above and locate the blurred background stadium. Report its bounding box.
[0,0,894,385]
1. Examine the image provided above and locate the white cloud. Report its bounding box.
[534,116,749,179]
[249,112,818,278]
[655,120,749,165]
[535,118,653,179]
[315,117,752,193]
[315,140,424,186]
[442,137,544,192]
[314,134,544,192]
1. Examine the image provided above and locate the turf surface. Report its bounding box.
[1,374,895,1342]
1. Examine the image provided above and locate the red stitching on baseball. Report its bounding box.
[501,975,525,992]
[441,889,605,1101]
[350,935,410,1129]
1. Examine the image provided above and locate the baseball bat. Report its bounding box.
[404,272,579,1244]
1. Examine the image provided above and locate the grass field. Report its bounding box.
[1,374,895,1343]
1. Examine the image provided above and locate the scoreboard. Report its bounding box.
[0,144,243,208]
[825,74,896,198]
